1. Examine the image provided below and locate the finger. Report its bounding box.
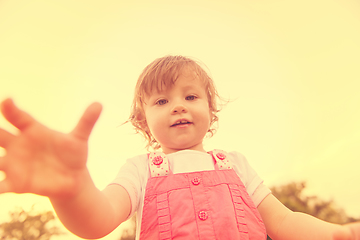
[71,102,102,141]
[1,98,35,131]
[0,128,16,148]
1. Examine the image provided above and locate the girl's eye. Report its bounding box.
[156,99,168,105]
[186,95,197,101]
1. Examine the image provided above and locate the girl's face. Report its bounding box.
[143,73,211,154]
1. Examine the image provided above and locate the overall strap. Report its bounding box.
[210,149,250,239]
[148,152,170,177]
[211,149,233,170]
[145,153,172,239]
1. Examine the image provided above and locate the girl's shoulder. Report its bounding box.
[118,153,149,177]
[227,151,249,164]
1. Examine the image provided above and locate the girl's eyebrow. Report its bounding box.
[181,84,204,92]
[145,91,166,102]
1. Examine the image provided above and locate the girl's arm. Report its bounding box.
[51,177,131,239]
[0,99,131,239]
[258,193,359,240]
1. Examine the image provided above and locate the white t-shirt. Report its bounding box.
[110,150,271,237]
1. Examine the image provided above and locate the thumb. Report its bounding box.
[71,102,102,141]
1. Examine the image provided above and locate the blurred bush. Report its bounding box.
[0,207,63,240]
[267,181,359,240]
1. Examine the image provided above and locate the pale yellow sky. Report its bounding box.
[1,0,360,239]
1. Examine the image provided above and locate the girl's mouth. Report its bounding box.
[171,120,192,127]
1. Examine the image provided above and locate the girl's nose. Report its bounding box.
[171,103,188,114]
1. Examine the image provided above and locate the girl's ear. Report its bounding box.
[209,107,215,125]
[135,110,149,133]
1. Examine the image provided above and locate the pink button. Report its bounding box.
[192,177,201,185]
[198,211,208,221]
[152,156,163,165]
[216,152,226,160]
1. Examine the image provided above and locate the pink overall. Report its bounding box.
[139,150,267,240]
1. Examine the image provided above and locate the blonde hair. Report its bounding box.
[128,55,222,150]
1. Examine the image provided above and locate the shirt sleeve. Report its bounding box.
[109,154,148,219]
[228,151,271,207]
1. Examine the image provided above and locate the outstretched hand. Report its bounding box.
[0,99,102,198]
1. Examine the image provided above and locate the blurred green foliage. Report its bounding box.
[0,207,63,240]
[120,215,136,240]
[267,181,359,240]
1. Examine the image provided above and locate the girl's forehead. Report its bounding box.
[144,68,202,90]
[147,73,204,95]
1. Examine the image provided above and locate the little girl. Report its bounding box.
[0,55,359,239]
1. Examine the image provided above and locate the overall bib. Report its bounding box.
[139,150,267,240]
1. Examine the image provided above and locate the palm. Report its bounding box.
[4,123,87,196]
[0,99,102,198]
